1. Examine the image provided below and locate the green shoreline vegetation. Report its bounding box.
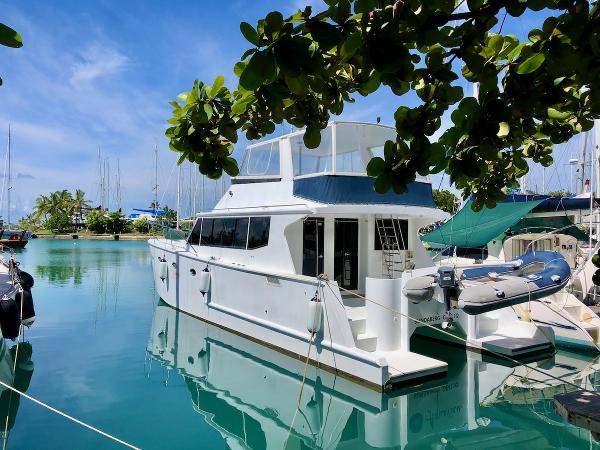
[18,190,178,237]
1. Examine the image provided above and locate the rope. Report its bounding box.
[329,281,600,396]
[282,279,321,450]
[0,379,140,449]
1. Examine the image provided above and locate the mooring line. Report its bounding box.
[0,378,141,449]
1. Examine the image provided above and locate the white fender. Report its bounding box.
[199,267,211,294]
[158,258,167,280]
[306,297,323,333]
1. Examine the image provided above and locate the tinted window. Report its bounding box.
[188,219,202,245]
[200,219,213,245]
[375,219,408,250]
[233,218,249,249]
[211,219,224,246]
[247,217,270,249]
[221,218,236,247]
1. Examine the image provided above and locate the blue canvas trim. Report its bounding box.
[293,175,436,208]
[503,194,595,212]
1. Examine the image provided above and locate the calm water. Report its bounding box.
[0,239,597,449]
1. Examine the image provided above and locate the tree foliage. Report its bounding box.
[45,211,71,233]
[433,188,460,213]
[34,190,91,222]
[86,210,108,234]
[166,0,600,210]
[132,218,151,233]
[0,22,22,85]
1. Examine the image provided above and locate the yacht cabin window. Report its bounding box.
[290,123,403,177]
[238,141,280,177]
[291,127,333,176]
[248,217,271,249]
[188,219,202,245]
[189,217,269,250]
[233,218,249,249]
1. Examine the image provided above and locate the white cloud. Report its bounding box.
[70,44,128,85]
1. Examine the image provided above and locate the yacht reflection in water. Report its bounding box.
[0,338,34,447]
[147,302,600,449]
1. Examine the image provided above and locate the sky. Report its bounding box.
[0,0,592,222]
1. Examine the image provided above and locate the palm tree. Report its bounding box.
[72,189,91,228]
[33,194,51,221]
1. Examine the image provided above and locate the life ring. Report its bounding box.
[8,234,20,241]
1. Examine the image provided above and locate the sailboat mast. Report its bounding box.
[176,164,181,229]
[578,131,588,195]
[6,124,10,228]
[154,146,158,215]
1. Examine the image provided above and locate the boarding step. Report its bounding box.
[380,350,447,384]
[341,295,365,308]
[356,333,378,352]
[346,306,367,337]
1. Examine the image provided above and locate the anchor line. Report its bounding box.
[328,281,600,396]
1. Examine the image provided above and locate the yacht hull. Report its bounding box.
[149,238,447,391]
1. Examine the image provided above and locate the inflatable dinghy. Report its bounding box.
[403,251,570,315]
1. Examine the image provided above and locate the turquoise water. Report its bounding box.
[0,239,598,449]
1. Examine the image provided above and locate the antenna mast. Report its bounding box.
[6,124,11,228]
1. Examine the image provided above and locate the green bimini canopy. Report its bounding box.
[510,216,590,242]
[421,199,543,248]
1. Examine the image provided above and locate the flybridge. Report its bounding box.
[234,121,430,183]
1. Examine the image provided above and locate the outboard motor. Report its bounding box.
[437,266,457,329]
[437,266,456,311]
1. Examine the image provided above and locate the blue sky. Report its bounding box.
[0,1,589,221]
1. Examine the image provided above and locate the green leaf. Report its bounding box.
[340,31,361,61]
[0,23,22,48]
[366,157,385,177]
[208,75,225,99]
[303,126,322,148]
[373,172,392,193]
[308,21,341,51]
[203,104,214,120]
[497,122,510,137]
[239,50,276,90]
[240,22,260,46]
[223,157,240,177]
[265,11,284,35]
[547,107,570,120]
[516,52,545,74]
[274,36,312,76]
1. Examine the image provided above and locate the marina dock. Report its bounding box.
[554,390,600,440]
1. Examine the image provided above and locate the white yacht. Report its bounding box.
[149,122,555,391]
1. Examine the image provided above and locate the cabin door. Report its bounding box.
[334,219,359,290]
[302,217,324,277]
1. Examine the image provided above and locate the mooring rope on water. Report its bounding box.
[0,378,141,449]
